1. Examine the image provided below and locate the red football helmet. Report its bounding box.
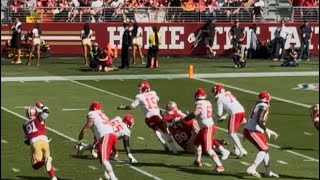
[123,114,135,128]
[212,84,225,96]
[35,101,44,108]
[258,91,271,103]
[90,101,102,110]
[138,80,150,93]
[194,88,207,100]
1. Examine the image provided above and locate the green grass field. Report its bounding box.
[1,56,319,180]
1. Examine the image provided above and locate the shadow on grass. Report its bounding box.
[118,149,194,157]
[280,146,315,151]
[69,154,97,160]
[1,176,73,180]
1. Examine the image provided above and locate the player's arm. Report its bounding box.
[22,126,30,146]
[122,135,138,163]
[117,98,139,110]
[183,106,202,121]
[216,98,224,119]
[78,117,93,141]
[256,106,267,131]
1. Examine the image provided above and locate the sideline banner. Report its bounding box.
[1,22,319,55]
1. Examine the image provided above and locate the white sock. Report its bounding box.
[195,145,202,161]
[208,149,222,166]
[102,160,117,180]
[166,134,178,153]
[230,133,243,150]
[253,151,267,167]
[263,152,270,166]
[218,145,226,152]
[155,130,166,144]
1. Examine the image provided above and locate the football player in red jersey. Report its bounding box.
[22,102,57,180]
[117,80,177,153]
[243,91,279,178]
[310,104,319,131]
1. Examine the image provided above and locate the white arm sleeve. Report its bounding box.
[216,98,224,117]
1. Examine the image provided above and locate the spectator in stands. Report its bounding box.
[223,0,240,20]
[202,19,216,58]
[110,0,124,20]
[297,19,312,61]
[228,20,246,50]
[281,44,299,67]
[120,22,131,69]
[196,0,206,13]
[90,42,119,71]
[10,0,23,13]
[26,23,41,66]
[36,0,44,13]
[204,0,218,21]
[131,22,145,65]
[80,23,93,65]
[67,0,80,22]
[57,0,70,21]
[168,0,182,21]
[147,26,161,68]
[233,45,246,68]
[288,0,304,18]
[79,0,91,22]
[10,17,22,64]
[24,0,36,13]
[90,0,104,22]
[252,0,264,22]
[272,20,291,61]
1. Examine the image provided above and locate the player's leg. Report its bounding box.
[212,139,230,160]
[203,125,224,172]
[42,140,57,180]
[228,113,247,157]
[26,44,35,66]
[193,130,202,167]
[160,121,178,154]
[36,44,40,66]
[145,117,169,151]
[31,141,45,170]
[99,134,118,180]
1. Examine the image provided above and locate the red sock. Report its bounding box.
[213,139,221,147]
[47,166,55,178]
[32,161,44,170]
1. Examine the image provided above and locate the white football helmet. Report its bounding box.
[165,101,178,112]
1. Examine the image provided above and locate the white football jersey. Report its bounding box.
[87,110,114,140]
[215,91,245,116]
[109,116,131,139]
[194,100,214,129]
[245,102,269,133]
[130,91,161,118]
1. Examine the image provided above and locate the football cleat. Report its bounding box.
[221,149,230,160]
[51,176,58,180]
[247,165,261,178]
[214,166,225,173]
[265,169,279,178]
[233,147,240,156]
[193,160,202,167]
[238,148,248,158]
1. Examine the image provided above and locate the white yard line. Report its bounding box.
[1,71,318,82]
[68,81,319,163]
[137,137,145,140]
[62,108,87,111]
[194,78,311,108]
[1,106,164,180]
[240,161,250,166]
[11,168,20,173]
[276,160,288,165]
[1,140,8,143]
[304,132,313,136]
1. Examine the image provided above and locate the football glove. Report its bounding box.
[128,153,138,163]
[266,128,279,140]
[24,140,30,146]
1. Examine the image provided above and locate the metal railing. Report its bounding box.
[1,6,319,23]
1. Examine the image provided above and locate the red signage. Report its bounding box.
[1,22,319,55]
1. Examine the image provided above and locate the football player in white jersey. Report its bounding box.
[109,114,138,163]
[310,104,319,131]
[179,88,224,172]
[117,80,177,153]
[212,84,247,157]
[243,91,279,178]
[78,101,118,180]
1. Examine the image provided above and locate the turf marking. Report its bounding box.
[194,78,311,108]
[304,132,313,136]
[14,106,28,109]
[1,106,164,180]
[276,160,288,165]
[137,137,145,140]
[1,139,8,143]
[19,81,24,83]
[11,168,20,173]
[204,162,212,167]
[119,79,124,81]
[45,80,50,83]
[88,165,98,170]
[2,71,318,82]
[62,108,87,111]
[68,81,319,163]
[240,161,250,166]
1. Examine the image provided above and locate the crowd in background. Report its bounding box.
[2,0,317,22]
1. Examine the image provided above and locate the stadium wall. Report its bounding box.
[1,22,319,56]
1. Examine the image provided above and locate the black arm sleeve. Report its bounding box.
[184,112,196,121]
[257,107,267,131]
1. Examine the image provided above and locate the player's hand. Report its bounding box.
[128,153,138,163]
[117,105,125,110]
[24,140,30,146]
[173,117,181,123]
[266,128,278,140]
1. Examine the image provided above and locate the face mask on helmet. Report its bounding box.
[26,106,37,119]
[138,81,150,93]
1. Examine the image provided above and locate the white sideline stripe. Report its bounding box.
[68,81,319,163]
[137,137,145,140]
[62,108,87,111]
[1,71,318,82]
[1,140,8,143]
[11,168,20,173]
[277,160,288,165]
[1,106,164,180]
[88,165,98,170]
[194,78,311,108]
[240,161,250,166]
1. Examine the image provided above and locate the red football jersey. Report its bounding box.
[169,121,193,149]
[22,116,47,140]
